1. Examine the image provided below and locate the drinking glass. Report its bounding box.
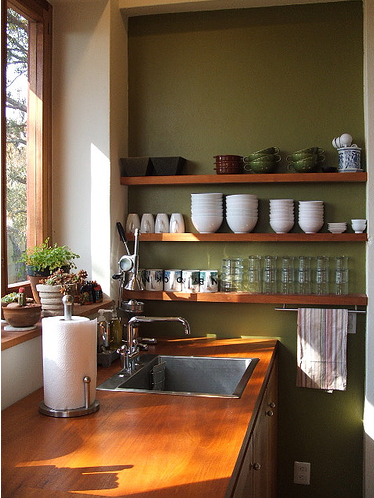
[296,256,311,294]
[262,255,277,294]
[280,256,294,294]
[314,256,329,295]
[333,256,349,295]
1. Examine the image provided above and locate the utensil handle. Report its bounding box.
[116,222,131,255]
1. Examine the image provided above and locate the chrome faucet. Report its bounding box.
[118,316,191,371]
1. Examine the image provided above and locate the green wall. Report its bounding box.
[128,3,365,497]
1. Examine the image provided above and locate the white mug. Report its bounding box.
[140,213,155,233]
[163,269,183,292]
[182,270,200,293]
[169,213,185,233]
[144,269,164,291]
[126,213,140,233]
[199,270,219,292]
[155,213,169,233]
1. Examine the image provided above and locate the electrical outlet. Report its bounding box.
[294,461,311,485]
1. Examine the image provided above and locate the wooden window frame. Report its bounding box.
[1,0,52,295]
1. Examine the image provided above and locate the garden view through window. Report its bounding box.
[2,0,52,294]
[6,7,28,284]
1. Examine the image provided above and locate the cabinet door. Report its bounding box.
[231,359,278,498]
[231,438,254,498]
[252,361,278,498]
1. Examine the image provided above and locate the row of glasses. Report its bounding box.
[221,256,349,294]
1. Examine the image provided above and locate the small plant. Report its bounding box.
[19,238,80,273]
[39,269,88,294]
[1,292,18,305]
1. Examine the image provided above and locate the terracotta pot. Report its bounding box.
[3,303,42,328]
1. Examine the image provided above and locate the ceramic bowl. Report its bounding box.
[269,219,294,233]
[191,215,223,233]
[226,215,258,233]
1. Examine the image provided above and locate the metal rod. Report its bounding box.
[62,295,74,320]
[274,305,366,314]
[83,376,91,409]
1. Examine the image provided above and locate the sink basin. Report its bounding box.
[97,354,259,398]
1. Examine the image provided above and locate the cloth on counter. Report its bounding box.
[297,308,348,391]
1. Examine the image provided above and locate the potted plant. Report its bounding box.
[36,269,88,317]
[2,288,41,328]
[18,238,79,303]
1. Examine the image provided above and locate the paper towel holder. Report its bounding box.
[39,375,100,418]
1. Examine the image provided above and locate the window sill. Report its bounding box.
[1,298,113,351]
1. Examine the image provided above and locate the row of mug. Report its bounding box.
[141,269,219,293]
[126,213,185,234]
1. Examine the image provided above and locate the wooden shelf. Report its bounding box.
[120,172,367,185]
[122,291,367,306]
[126,232,367,242]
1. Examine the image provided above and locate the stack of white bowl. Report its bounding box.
[269,199,294,234]
[225,194,258,233]
[298,201,324,233]
[328,222,347,233]
[191,193,223,233]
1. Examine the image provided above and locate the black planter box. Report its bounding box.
[120,157,153,176]
[150,156,186,175]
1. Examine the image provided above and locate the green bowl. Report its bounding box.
[245,161,276,173]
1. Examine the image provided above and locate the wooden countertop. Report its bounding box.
[1,337,278,498]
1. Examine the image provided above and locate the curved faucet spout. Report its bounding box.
[126,315,191,358]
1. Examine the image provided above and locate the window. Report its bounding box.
[1,0,52,295]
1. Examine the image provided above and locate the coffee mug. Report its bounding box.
[199,270,219,292]
[144,269,164,291]
[126,213,141,233]
[163,269,183,292]
[155,213,169,233]
[169,213,185,233]
[140,213,155,233]
[182,270,200,293]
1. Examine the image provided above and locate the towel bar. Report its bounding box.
[275,304,366,314]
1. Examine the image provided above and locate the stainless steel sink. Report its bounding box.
[97,354,259,398]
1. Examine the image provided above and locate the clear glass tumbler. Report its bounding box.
[333,256,349,295]
[247,255,262,293]
[296,256,312,294]
[314,256,330,295]
[280,256,295,294]
[220,258,245,292]
[262,255,278,294]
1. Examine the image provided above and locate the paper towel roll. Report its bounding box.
[42,316,97,410]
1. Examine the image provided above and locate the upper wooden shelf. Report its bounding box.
[120,172,367,185]
[126,233,367,242]
[122,291,368,306]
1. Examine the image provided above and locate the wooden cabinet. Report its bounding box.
[230,357,278,498]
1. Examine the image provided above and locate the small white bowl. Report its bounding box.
[226,216,258,233]
[298,220,324,233]
[270,219,294,233]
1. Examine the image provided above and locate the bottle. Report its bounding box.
[97,310,109,352]
[109,308,123,350]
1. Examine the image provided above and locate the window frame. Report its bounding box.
[1,0,52,295]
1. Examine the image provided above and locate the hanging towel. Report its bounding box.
[297,308,348,391]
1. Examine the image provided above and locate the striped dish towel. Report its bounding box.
[297,308,348,391]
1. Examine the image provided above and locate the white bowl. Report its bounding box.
[298,219,324,233]
[192,215,223,233]
[226,216,258,233]
[226,194,257,200]
[269,219,294,233]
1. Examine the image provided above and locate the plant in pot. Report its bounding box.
[18,238,80,303]
[36,269,88,317]
[2,288,42,329]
